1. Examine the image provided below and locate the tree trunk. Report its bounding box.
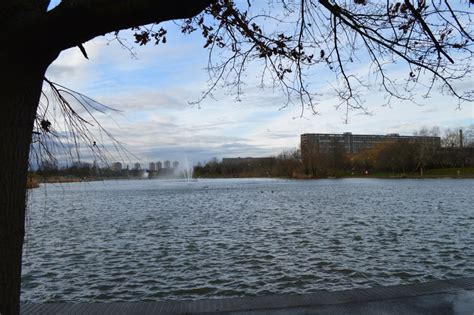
[0,58,48,314]
[0,2,214,313]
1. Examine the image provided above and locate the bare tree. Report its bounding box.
[464,125,474,147]
[166,0,473,116]
[442,128,462,147]
[1,1,473,313]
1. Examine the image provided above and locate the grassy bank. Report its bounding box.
[196,167,474,180]
[26,176,40,189]
[27,174,151,188]
[360,167,474,179]
[27,175,92,188]
[424,167,474,177]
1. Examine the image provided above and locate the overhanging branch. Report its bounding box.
[43,0,215,52]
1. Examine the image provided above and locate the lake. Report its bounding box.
[21,178,474,302]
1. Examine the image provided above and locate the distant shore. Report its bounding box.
[196,167,474,180]
[26,175,120,189]
[27,167,474,189]
[26,175,162,189]
[196,174,474,180]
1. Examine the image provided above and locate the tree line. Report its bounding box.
[33,161,144,180]
[194,151,304,178]
[196,127,474,179]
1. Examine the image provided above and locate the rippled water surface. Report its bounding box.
[22,178,474,302]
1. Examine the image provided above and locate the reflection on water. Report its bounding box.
[22,178,474,302]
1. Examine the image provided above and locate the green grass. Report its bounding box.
[344,167,474,178]
[425,167,474,176]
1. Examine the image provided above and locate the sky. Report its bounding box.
[43,1,473,166]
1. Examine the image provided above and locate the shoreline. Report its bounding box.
[195,174,474,180]
[197,167,474,180]
[27,170,474,189]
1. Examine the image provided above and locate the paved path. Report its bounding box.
[21,277,474,314]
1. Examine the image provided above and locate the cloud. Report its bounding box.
[46,39,107,88]
[97,88,200,112]
[141,141,278,164]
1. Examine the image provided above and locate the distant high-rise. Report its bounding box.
[133,163,141,170]
[164,160,171,169]
[172,161,179,169]
[149,162,156,171]
[156,161,162,170]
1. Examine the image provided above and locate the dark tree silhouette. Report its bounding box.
[1,1,472,313]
